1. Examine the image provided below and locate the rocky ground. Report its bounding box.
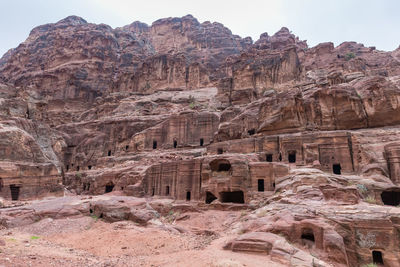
[0,196,285,267]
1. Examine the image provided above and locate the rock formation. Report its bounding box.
[1,14,400,266]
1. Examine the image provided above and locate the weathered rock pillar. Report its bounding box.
[384,143,400,184]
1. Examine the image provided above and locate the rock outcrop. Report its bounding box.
[1,14,400,266]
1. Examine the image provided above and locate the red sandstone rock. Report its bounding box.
[0,14,400,267]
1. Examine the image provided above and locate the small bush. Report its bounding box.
[361,264,377,267]
[365,195,377,204]
[90,214,98,221]
[165,210,180,223]
[30,236,40,240]
[345,52,356,61]
[357,184,368,195]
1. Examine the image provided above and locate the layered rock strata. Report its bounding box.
[1,14,400,266]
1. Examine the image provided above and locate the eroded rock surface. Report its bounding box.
[1,14,400,266]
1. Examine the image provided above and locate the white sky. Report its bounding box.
[0,0,399,57]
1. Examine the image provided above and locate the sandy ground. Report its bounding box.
[0,210,284,267]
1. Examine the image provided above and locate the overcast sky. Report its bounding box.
[1,0,399,57]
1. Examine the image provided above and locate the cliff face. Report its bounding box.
[0,15,250,103]
[1,15,400,267]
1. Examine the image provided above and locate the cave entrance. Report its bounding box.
[248,129,255,135]
[10,185,20,201]
[0,178,2,192]
[258,179,264,192]
[200,138,204,146]
[88,165,92,170]
[173,140,177,148]
[205,191,217,204]
[301,228,315,243]
[333,163,341,175]
[218,164,231,171]
[105,182,114,193]
[166,186,170,195]
[186,191,191,201]
[266,154,273,162]
[288,151,296,163]
[217,148,223,154]
[210,159,232,172]
[152,188,155,196]
[372,250,384,265]
[219,191,244,203]
[381,191,400,206]
[108,150,111,156]
[125,145,129,151]
[153,141,157,149]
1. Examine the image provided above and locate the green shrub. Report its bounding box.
[357,184,368,194]
[345,52,356,61]
[90,214,98,221]
[30,236,40,240]
[361,263,377,267]
[188,95,196,109]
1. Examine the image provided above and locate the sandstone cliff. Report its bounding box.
[1,15,400,267]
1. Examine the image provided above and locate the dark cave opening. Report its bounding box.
[372,250,384,265]
[288,151,296,163]
[333,163,341,175]
[381,191,400,206]
[218,163,231,172]
[258,179,264,192]
[248,129,255,135]
[10,185,20,201]
[205,191,217,204]
[301,228,315,243]
[166,186,170,195]
[105,182,114,193]
[219,191,244,203]
[210,159,232,172]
